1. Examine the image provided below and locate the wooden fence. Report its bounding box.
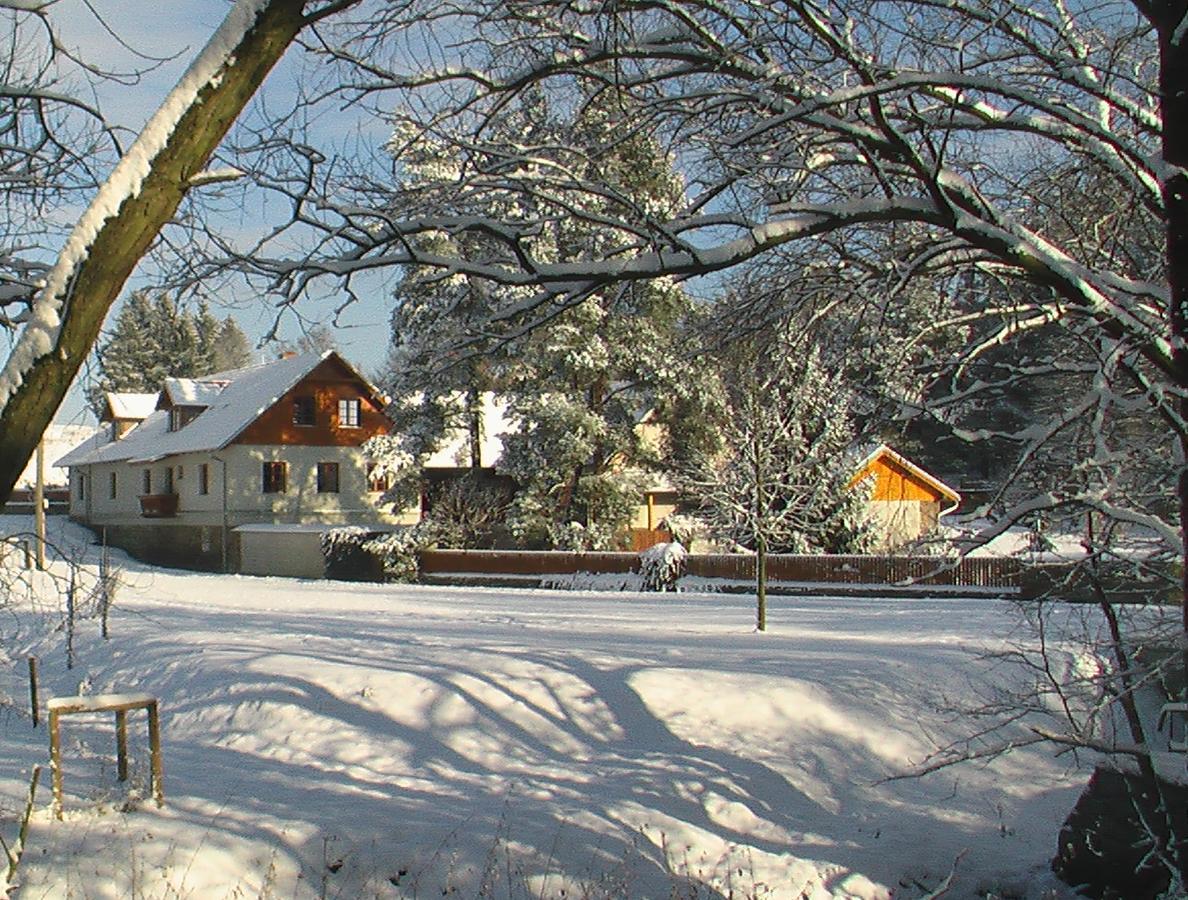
[420,549,1024,590]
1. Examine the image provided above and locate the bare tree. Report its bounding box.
[187,5,1185,878]
[200,0,1182,608]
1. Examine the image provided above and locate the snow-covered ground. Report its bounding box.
[0,517,1089,899]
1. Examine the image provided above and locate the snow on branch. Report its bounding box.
[0,0,274,413]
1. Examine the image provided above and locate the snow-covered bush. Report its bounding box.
[639,541,687,592]
[361,526,437,583]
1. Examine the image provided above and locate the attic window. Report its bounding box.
[337,398,360,428]
[168,407,201,431]
[293,396,316,427]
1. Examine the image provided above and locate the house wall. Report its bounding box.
[71,446,400,528]
[217,445,400,526]
[629,491,679,531]
[867,499,942,549]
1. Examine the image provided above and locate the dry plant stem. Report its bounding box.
[2,765,41,885]
[27,656,38,727]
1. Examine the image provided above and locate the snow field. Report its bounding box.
[0,518,1087,899]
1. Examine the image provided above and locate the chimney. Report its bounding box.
[279,351,297,360]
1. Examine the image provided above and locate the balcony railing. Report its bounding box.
[139,493,179,518]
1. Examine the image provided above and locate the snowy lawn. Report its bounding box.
[0,518,1087,899]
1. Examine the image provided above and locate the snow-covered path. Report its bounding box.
[0,519,1085,898]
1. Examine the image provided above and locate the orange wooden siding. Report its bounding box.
[852,454,945,503]
[232,357,391,447]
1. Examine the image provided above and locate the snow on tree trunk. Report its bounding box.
[0,0,328,505]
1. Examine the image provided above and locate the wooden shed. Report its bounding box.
[849,444,961,548]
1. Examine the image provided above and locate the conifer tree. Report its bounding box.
[376,97,717,549]
[211,317,254,372]
[88,292,253,414]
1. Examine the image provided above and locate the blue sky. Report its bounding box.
[51,2,395,423]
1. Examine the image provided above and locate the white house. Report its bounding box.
[57,351,397,571]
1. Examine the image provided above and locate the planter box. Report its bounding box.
[138,494,179,518]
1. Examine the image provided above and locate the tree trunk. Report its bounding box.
[0,0,324,506]
[465,385,482,468]
[756,531,768,632]
[1153,3,1188,703]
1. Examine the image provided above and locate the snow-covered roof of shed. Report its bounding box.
[104,392,159,422]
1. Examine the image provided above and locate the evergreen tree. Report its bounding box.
[376,96,718,549]
[88,292,254,415]
[194,302,222,373]
[210,317,254,371]
[284,323,338,356]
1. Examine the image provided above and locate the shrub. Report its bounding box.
[361,526,438,583]
[639,541,687,592]
[321,527,383,582]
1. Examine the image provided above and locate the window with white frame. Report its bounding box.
[337,398,360,428]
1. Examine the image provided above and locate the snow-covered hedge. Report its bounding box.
[321,526,440,583]
[320,527,382,582]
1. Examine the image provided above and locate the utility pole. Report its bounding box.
[34,438,46,569]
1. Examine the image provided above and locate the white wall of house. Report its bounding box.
[69,445,400,528]
[221,445,400,526]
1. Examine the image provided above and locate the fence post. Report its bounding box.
[27,657,38,727]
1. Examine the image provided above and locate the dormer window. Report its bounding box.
[167,406,202,432]
[293,396,316,426]
[337,398,360,428]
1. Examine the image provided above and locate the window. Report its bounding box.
[366,463,391,493]
[198,464,209,496]
[164,467,175,495]
[77,474,85,501]
[293,396,316,426]
[317,462,340,493]
[337,398,360,428]
[169,408,180,432]
[262,461,287,494]
[109,472,117,500]
[142,470,152,495]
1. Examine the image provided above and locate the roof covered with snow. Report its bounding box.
[58,351,380,466]
[103,392,159,422]
[161,376,226,407]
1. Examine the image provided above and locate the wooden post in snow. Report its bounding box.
[33,439,45,569]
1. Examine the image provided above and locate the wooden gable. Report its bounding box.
[850,446,961,508]
[232,355,391,447]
